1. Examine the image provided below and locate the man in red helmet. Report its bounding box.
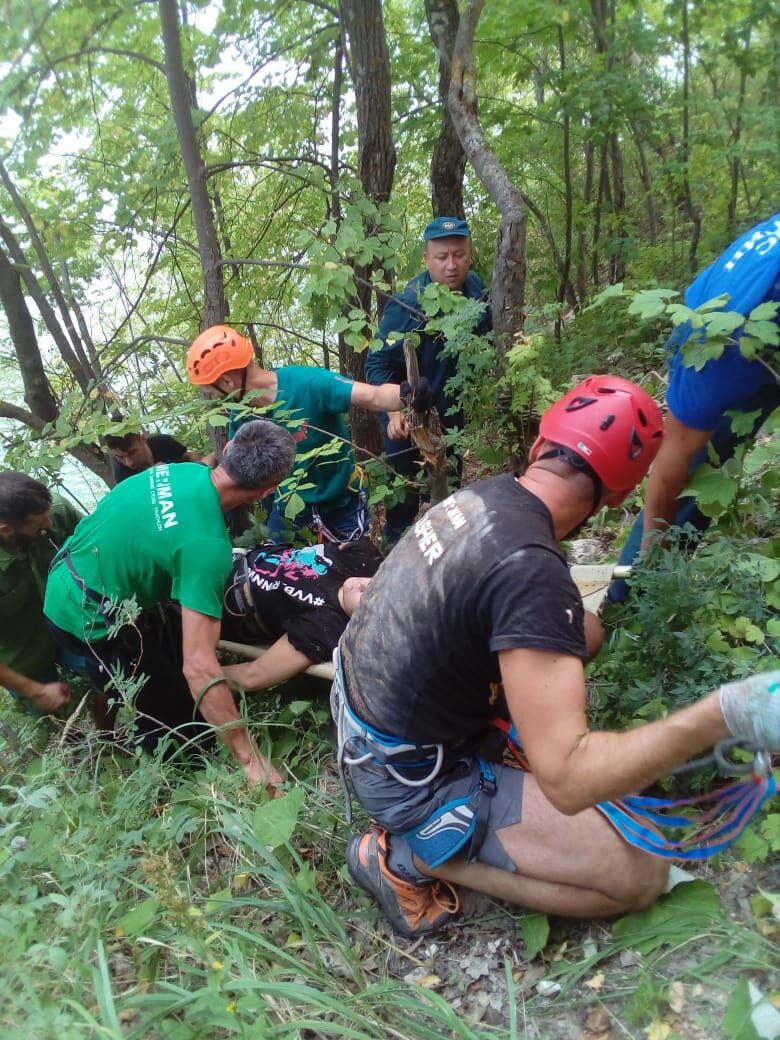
[187,325,430,542]
[332,376,780,937]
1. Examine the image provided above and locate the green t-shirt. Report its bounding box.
[45,463,232,643]
[230,366,356,510]
[0,495,82,677]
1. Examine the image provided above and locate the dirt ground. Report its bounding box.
[339,855,779,1039]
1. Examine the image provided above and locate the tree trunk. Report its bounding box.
[425,0,467,218]
[556,24,575,326]
[158,0,227,328]
[577,137,594,302]
[0,245,112,483]
[679,0,701,274]
[340,0,397,459]
[447,0,526,359]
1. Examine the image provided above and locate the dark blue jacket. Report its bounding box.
[365,271,492,427]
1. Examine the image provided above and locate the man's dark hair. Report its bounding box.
[102,432,143,451]
[0,471,52,525]
[221,419,296,489]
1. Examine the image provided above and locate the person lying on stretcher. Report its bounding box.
[219,539,382,693]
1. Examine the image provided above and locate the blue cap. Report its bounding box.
[423,217,471,242]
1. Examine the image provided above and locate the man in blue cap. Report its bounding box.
[610,212,780,601]
[365,217,492,545]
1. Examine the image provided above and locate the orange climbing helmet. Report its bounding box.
[187,325,254,385]
[539,375,664,493]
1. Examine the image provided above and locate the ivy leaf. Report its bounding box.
[727,409,762,437]
[685,465,739,509]
[680,338,725,370]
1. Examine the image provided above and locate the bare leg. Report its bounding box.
[422,773,668,917]
[584,610,604,662]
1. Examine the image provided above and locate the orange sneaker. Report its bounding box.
[346,828,460,937]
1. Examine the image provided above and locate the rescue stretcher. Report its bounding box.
[216,564,632,682]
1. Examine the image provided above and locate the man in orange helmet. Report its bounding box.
[188,325,430,542]
[332,376,780,937]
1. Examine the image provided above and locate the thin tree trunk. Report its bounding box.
[425,0,467,218]
[159,0,227,327]
[0,163,96,385]
[680,0,701,274]
[448,0,526,359]
[0,219,93,392]
[340,0,396,459]
[577,137,594,301]
[0,245,112,483]
[556,24,575,326]
[630,121,659,242]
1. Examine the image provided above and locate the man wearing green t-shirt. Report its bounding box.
[187,325,431,541]
[0,472,82,715]
[45,419,297,786]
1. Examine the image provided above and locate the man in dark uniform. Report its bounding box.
[365,217,492,544]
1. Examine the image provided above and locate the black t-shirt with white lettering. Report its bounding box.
[222,539,382,664]
[340,474,587,744]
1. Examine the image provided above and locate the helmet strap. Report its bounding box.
[538,447,603,514]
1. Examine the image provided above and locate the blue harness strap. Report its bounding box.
[495,719,777,861]
[402,759,497,869]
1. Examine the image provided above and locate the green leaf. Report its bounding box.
[587,282,625,309]
[703,311,745,337]
[723,977,760,1040]
[612,881,721,954]
[727,409,762,437]
[748,300,780,322]
[686,466,739,509]
[116,897,160,937]
[251,787,305,850]
[518,912,549,959]
[284,492,305,519]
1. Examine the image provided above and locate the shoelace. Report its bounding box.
[400,878,461,928]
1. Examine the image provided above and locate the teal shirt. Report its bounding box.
[0,495,82,677]
[45,464,232,643]
[231,366,357,510]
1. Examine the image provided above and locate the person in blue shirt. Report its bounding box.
[365,217,492,545]
[611,213,780,601]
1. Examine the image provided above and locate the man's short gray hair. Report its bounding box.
[222,419,296,489]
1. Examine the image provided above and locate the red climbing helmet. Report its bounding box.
[187,325,254,385]
[539,375,664,492]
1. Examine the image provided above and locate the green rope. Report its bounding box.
[193,675,247,718]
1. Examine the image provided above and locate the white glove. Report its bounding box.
[719,670,780,750]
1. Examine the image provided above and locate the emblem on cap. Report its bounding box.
[443,221,455,230]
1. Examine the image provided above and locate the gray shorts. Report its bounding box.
[348,753,525,872]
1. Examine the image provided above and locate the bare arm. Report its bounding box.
[181,607,281,786]
[0,661,70,713]
[499,647,728,815]
[349,380,403,413]
[641,414,713,547]
[220,635,313,692]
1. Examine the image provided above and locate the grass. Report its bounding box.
[0,683,777,1040]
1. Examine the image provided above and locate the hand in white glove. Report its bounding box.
[719,670,780,749]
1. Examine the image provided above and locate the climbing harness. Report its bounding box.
[332,649,496,867]
[310,468,369,544]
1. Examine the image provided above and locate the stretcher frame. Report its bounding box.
[217,563,633,683]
